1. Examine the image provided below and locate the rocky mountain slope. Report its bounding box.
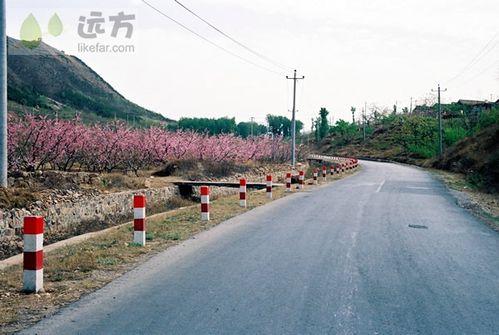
[7,37,170,125]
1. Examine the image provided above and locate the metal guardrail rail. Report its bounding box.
[307,154,350,163]
[173,181,284,189]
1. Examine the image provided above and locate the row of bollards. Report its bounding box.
[20,159,359,293]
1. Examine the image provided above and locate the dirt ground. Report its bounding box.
[430,169,499,231]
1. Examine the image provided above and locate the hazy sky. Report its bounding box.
[6,0,499,127]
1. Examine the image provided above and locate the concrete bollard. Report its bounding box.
[239,179,247,207]
[266,175,273,199]
[322,166,327,181]
[23,216,44,293]
[201,186,210,221]
[286,173,292,192]
[299,171,305,190]
[133,195,146,246]
[313,169,318,184]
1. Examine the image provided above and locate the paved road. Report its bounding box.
[24,161,499,335]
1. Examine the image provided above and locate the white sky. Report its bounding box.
[6,0,499,128]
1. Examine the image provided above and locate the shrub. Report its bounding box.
[444,126,468,146]
[407,144,437,159]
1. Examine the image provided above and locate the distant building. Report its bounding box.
[413,99,497,119]
[456,99,496,111]
[412,105,436,117]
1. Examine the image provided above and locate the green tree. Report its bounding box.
[318,108,330,140]
[266,114,303,138]
[236,122,267,138]
[330,119,357,141]
[176,117,237,135]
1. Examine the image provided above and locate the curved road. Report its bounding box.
[23,161,499,335]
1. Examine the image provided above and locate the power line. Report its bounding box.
[446,32,499,85]
[141,0,285,76]
[452,58,499,89]
[174,0,292,72]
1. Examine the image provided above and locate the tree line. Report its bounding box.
[168,115,304,139]
[8,116,291,174]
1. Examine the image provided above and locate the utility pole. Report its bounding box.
[0,0,7,187]
[351,107,356,124]
[410,97,413,114]
[363,102,367,142]
[286,69,304,169]
[250,116,255,137]
[432,84,447,157]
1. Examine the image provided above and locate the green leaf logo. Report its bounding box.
[48,13,63,37]
[20,14,42,48]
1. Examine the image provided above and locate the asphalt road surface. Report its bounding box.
[23,161,499,335]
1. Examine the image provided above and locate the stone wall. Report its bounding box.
[0,186,180,259]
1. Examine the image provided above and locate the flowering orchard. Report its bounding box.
[7,116,291,173]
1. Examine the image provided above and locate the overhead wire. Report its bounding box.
[452,58,499,89]
[173,0,293,72]
[141,0,285,76]
[445,32,499,86]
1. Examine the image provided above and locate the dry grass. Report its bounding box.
[0,187,39,210]
[0,169,357,334]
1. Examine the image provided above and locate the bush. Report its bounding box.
[444,126,468,146]
[477,108,498,130]
[407,144,437,159]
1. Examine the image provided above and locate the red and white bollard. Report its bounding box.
[336,165,341,174]
[23,216,44,293]
[330,165,335,176]
[133,195,146,246]
[299,171,305,190]
[266,175,273,199]
[322,166,327,181]
[239,179,247,207]
[201,186,210,221]
[286,173,292,192]
[313,169,318,184]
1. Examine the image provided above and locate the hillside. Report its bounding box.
[433,124,498,192]
[7,37,170,125]
[318,109,498,192]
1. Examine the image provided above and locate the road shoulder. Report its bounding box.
[429,169,499,232]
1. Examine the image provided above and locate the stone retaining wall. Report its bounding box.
[0,185,181,259]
